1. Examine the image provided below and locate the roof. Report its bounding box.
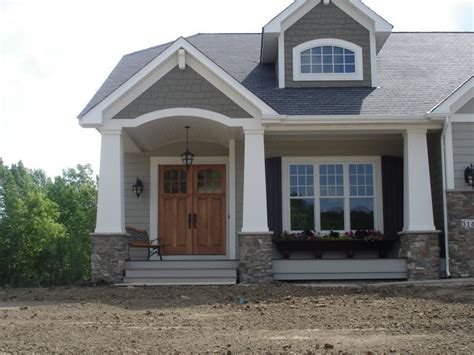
[79,32,474,118]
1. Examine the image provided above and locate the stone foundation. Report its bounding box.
[447,190,474,278]
[399,232,441,280]
[91,234,127,284]
[238,232,273,283]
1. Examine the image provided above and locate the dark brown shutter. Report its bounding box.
[265,157,282,238]
[382,156,404,237]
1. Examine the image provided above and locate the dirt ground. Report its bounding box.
[0,283,473,354]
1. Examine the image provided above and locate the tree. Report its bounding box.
[0,162,97,287]
[45,165,97,284]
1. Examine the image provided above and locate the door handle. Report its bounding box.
[193,213,197,229]
[188,213,192,229]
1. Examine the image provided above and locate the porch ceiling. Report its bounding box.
[124,116,242,152]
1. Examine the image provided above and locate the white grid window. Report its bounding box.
[284,159,381,234]
[289,164,314,231]
[301,46,356,74]
[349,164,375,230]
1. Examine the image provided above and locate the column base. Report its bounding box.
[91,233,127,284]
[238,232,273,283]
[399,231,441,281]
[447,190,474,278]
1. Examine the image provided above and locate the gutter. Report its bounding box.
[440,116,451,279]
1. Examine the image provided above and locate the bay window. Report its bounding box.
[283,158,383,233]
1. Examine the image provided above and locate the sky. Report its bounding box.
[0,0,473,177]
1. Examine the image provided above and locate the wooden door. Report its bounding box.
[158,165,227,255]
[193,165,227,255]
[159,166,193,255]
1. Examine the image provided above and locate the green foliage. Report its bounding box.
[0,162,97,287]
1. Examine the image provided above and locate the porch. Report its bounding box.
[91,110,444,284]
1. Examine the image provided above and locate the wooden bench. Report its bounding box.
[126,227,163,261]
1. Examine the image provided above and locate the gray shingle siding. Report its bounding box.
[452,123,474,189]
[113,66,252,119]
[284,2,372,88]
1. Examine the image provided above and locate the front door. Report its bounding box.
[158,165,227,255]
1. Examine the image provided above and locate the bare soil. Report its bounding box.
[0,283,473,354]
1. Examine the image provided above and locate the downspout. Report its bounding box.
[440,116,451,278]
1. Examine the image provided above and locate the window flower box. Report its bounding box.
[274,230,399,259]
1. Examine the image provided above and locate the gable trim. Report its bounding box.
[80,37,277,127]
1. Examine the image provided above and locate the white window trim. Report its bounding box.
[292,39,364,82]
[282,156,384,234]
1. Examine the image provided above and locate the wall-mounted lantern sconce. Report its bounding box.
[181,126,195,169]
[132,178,144,199]
[465,164,474,187]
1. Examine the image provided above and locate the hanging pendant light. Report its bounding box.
[181,126,195,169]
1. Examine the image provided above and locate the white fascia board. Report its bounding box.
[80,37,277,128]
[262,113,434,123]
[263,0,306,33]
[348,0,393,32]
[262,116,443,132]
[430,76,474,115]
[281,0,321,32]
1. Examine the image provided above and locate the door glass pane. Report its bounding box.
[320,198,344,231]
[197,168,223,194]
[350,198,374,230]
[291,199,315,231]
[163,168,187,194]
[198,180,206,193]
[171,181,178,194]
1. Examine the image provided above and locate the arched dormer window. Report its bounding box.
[293,39,363,81]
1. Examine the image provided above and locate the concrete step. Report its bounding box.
[125,268,236,279]
[122,277,236,285]
[125,260,238,270]
[123,260,238,285]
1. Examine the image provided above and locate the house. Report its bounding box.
[79,0,474,285]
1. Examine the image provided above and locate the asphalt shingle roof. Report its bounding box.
[79,32,474,118]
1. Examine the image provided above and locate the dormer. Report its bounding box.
[261,0,393,88]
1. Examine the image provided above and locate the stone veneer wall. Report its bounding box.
[238,233,273,283]
[91,234,127,284]
[447,190,474,278]
[399,233,441,280]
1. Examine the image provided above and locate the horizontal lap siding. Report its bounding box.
[124,154,150,231]
[452,123,474,189]
[265,138,403,157]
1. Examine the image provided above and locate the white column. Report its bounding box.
[241,130,269,233]
[95,130,125,234]
[228,138,237,258]
[403,129,436,232]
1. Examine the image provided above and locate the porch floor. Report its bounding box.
[273,259,408,281]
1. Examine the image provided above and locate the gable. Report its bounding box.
[112,66,253,120]
[284,2,372,88]
[456,98,474,114]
